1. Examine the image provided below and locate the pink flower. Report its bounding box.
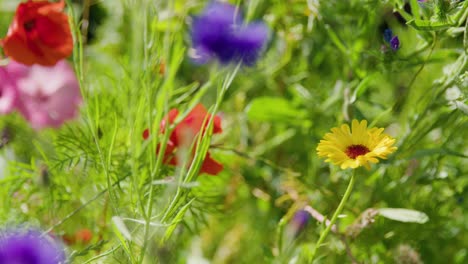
[6,60,82,129]
[0,67,18,114]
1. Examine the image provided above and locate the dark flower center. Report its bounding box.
[23,20,36,32]
[345,144,370,159]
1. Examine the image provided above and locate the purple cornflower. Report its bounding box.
[290,210,311,236]
[190,2,269,66]
[0,228,67,264]
[390,36,400,51]
[383,28,400,51]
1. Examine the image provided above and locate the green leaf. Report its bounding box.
[162,198,196,242]
[246,97,309,126]
[406,19,453,31]
[410,148,468,159]
[378,208,429,224]
[350,75,373,103]
[111,216,135,262]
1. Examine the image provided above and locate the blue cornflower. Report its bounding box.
[0,228,67,264]
[383,29,393,43]
[383,28,400,51]
[190,2,269,66]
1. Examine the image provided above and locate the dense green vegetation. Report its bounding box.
[0,0,467,263]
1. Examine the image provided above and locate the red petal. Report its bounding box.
[156,140,177,165]
[200,152,223,175]
[142,129,150,140]
[160,109,179,131]
[174,103,223,144]
[160,109,180,145]
[152,104,223,175]
[2,0,72,66]
[75,229,93,244]
[213,114,222,134]
[183,104,209,132]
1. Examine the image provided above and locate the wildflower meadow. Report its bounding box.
[0,0,467,263]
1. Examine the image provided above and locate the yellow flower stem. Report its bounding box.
[309,170,356,261]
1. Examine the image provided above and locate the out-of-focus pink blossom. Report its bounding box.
[6,60,82,129]
[0,67,19,114]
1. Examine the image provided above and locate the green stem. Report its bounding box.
[159,64,240,235]
[309,170,356,261]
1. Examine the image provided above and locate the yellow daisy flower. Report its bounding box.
[317,120,397,169]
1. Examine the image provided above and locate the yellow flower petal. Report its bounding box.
[316,119,397,170]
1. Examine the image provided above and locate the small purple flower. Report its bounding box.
[0,228,67,264]
[390,36,400,51]
[190,2,269,66]
[383,28,400,51]
[290,210,311,236]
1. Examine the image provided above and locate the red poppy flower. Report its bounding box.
[62,228,93,246]
[143,104,223,175]
[75,229,93,244]
[1,0,73,66]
